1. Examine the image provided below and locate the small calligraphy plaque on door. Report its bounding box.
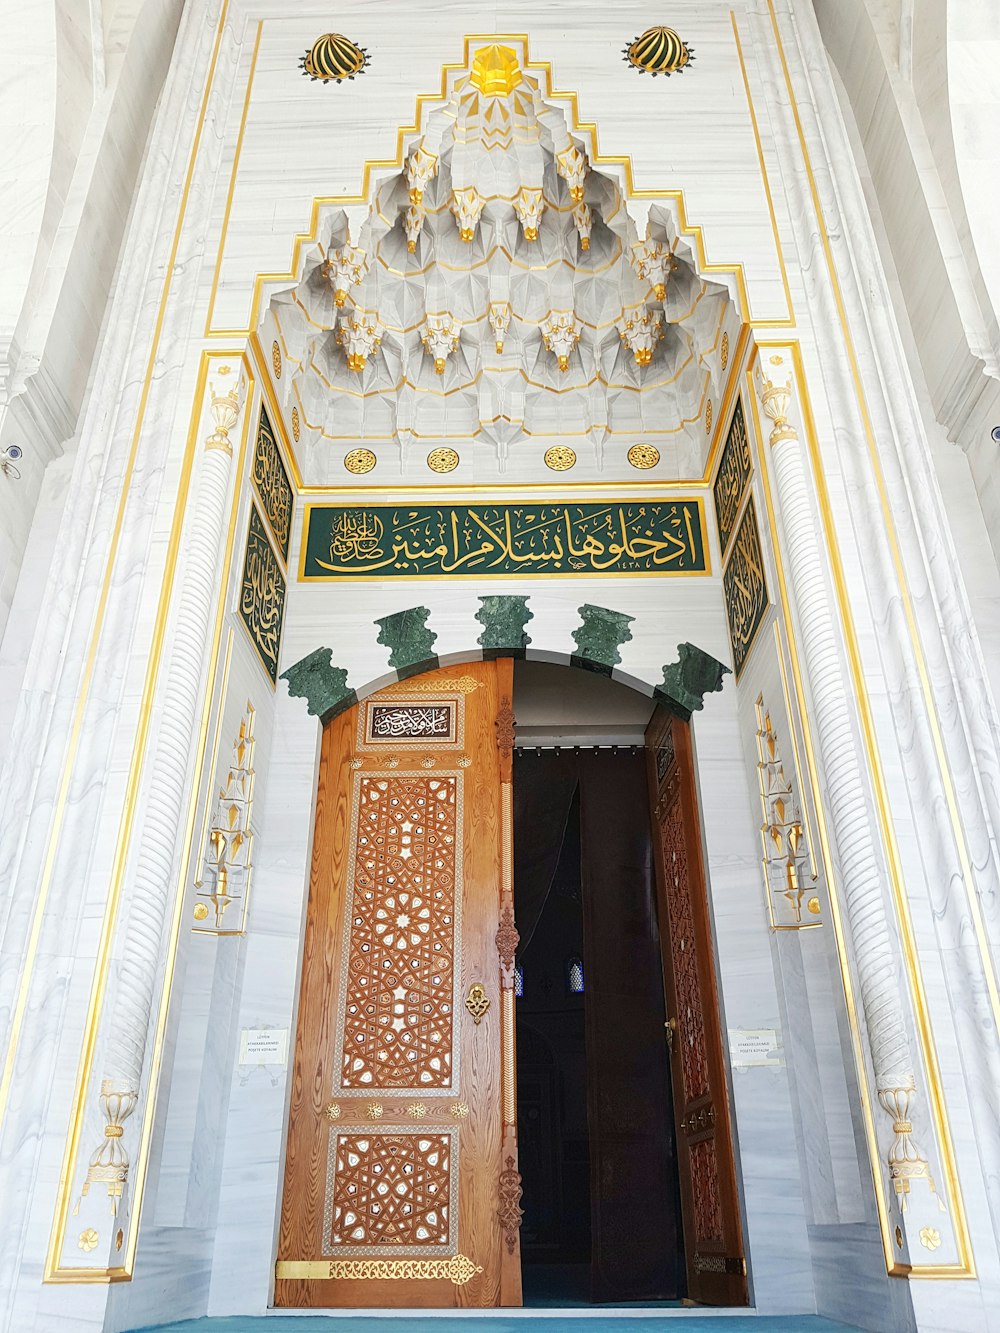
[358,693,464,751]
[369,704,452,741]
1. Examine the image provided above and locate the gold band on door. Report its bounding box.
[275,1255,484,1285]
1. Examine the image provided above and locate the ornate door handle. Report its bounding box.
[465,982,491,1025]
[665,1016,677,1053]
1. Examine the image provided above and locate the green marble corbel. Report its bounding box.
[280,647,356,723]
[475,595,533,656]
[655,642,730,718]
[570,603,635,674]
[375,606,438,677]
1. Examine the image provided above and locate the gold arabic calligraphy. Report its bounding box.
[240,505,286,682]
[251,407,293,561]
[305,502,707,579]
[723,497,768,676]
[712,399,751,556]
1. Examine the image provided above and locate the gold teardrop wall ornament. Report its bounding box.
[543,446,576,472]
[705,398,713,435]
[623,26,694,77]
[300,32,370,84]
[345,448,377,474]
[721,330,729,371]
[627,443,660,470]
[291,406,301,442]
[271,340,282,379]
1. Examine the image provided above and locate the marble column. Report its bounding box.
[752,351,933,1215]
[79,370,242,1216]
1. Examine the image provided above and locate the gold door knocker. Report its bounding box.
[665,1016,677,1053]
[465,982,491,1025]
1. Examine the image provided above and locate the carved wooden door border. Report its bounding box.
[646,707,748,1305]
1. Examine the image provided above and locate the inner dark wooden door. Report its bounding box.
[645,707,748,1304]
[513,746,683,1305]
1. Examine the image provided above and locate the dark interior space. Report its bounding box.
[513,744,685,1307]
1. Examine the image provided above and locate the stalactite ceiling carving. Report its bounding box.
[267,43,739,484]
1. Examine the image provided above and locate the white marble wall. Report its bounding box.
[0,0,186,655]
[2,0,1000,1330]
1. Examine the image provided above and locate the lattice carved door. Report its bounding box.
[645,708,748,1305]
[276,661,513,1308]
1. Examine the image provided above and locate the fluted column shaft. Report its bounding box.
[108,445,232,1087]
[83,382,240,1200]
[754,357,927,1203]
[770,431,912,1085]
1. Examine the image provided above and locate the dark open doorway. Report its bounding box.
[513,728,685,1307]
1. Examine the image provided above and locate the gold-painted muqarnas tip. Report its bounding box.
[470,44,523,96]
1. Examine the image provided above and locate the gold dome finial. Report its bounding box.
[623,26,693,77]
[470,44,522,96]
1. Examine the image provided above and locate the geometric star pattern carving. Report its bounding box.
[340,776,458,1089]
[329,1133,451,1249]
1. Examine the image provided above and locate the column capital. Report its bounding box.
[753,348,798,447]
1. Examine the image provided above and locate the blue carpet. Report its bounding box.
[127,1318,861,1333]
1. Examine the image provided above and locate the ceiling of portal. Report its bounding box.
[261,41,743,487]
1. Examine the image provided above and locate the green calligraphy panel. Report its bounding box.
[239,502,287,684]
[251,405,293,563]
[712,398,752,557]
[300,500,708,580]
[722,496,769,678]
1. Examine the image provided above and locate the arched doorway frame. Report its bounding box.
[279,601,730,729]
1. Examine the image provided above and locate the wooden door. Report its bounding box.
[645,708,748,1305]
[276,660,518,1308]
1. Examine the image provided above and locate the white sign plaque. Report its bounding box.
[240,1027,289,1066]
[728,1027,782,1069]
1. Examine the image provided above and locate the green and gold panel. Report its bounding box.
[712,398,751,557]
[239,501,286,684]
[251,405,293,563]
[723,495,768,678]
[300,499,709,580]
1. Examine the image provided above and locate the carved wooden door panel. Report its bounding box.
[276,660,514,1308]
[645,708,748,1305]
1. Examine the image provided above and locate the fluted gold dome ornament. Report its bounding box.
[300,32,369,83]
[623,26,694,77]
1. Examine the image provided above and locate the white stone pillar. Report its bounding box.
[752,352,930,1202]
[81,371,242,1206]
